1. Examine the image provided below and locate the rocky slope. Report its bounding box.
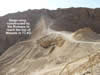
[0,17,100,75]
[72,27,100,41]
[1,8,100,55]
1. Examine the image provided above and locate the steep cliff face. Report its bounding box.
[0,8,100,55]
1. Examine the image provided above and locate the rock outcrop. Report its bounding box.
[72,27,100,41]
[37,33,65,48]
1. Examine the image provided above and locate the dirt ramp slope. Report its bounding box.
[0,27,100,75]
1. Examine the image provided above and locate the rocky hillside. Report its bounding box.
[72,27,100,41]
[0,8,100,55]
[0,18,100,75]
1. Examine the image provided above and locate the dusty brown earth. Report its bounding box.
[1,8,100,55]
[0,17,100,75]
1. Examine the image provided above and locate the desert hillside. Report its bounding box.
[1,8,100,55]
[0,16,100,75]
